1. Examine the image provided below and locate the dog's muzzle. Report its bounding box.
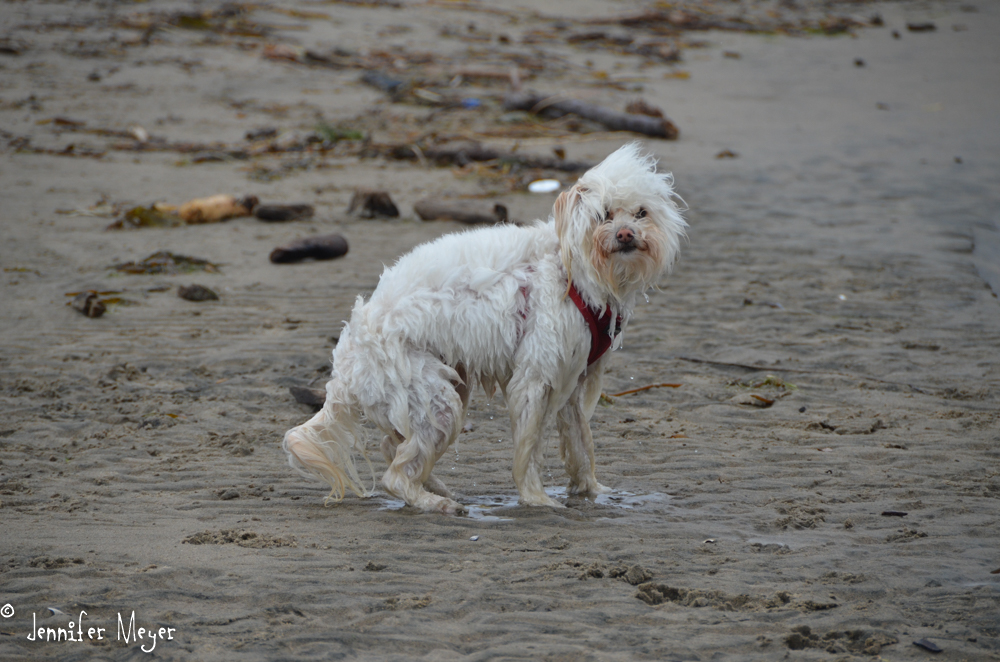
[614,226,638,253]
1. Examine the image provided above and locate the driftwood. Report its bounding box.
[414,199,508,224]
[377,141,591,172]
[269,234,349,264]
[503,91,679,140]
[255,204,315,222]
[178,194,257,224]
[347,189,399,218]
[290,386,325,410]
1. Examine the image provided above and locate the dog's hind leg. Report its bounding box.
[557,365,612,498]
[382,424,465,514]
[422,363,471,499]
[379,362,468,514]
[381,429,455,500]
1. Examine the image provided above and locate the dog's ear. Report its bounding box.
[554,185,589,240]
[553,189,571,242]
[554,186,588,296]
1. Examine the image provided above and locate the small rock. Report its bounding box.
[71,291,106,318]
[178,284,219,301]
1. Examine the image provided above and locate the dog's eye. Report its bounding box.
[602,210,613,223]
[636,208,647,219]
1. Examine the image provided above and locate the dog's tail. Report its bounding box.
[281,377,375,503]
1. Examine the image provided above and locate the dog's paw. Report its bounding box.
[423,495,466,515]
[520,493,566,509]
[569,481,612,498]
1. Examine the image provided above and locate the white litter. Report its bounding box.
[528,179,561,193]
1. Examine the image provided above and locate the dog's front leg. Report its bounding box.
[508,382,564,508]
[558,363,612,498]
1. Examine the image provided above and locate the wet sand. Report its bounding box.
[1,1,999,660]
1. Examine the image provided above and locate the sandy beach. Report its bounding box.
[1,0,998,659]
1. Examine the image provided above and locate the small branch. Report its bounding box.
[673,356,933,395]
[504,91,679,139]
[607,383,682,397]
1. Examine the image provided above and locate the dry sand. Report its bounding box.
[1,1,999,660]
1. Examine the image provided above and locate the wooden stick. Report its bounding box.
[504,91,679,139]
[673,356,933,395]
[414,199,508,224]
[607,383,682,397]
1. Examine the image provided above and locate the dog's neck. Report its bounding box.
[569,267,633,313]
[565,265,637,337]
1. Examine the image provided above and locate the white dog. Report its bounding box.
[281,143,687,514]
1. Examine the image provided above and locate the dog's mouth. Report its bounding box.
[613,243,641,255]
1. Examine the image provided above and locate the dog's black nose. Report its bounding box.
[616,227,635,244]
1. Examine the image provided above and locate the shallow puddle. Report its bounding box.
[377,488,671,520]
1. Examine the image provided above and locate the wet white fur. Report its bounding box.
[281,143,687,513]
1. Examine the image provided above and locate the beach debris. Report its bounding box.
[314,123,366,143]
[269,234,349,263]
[527,179,561,193]
[419,141,501,167]
[70,291,106,318]
[107,204,184,229]
[991,568,1000,574]
[254,204,315,222]
[361,70,406,96]
[414,199,508,224]
[374,141,592,172]
[880,510,908,518]
[608,383,682,398]
[624,98,665,118]
[262,43,302,62]
[289,386,325,410]
[913,638,942,653]
[907,22,936,32]
[731,393,775,408]
[0,37,30,56]
[703,538,716,544]
[716,149,739,159]
[245,127,278,141]
[886,527,927,543]
[451,66,522,89]
[114,251,220,275]
[469,535,480,541]
[503,91,679,139]
[178,194,257,224]
[348,189,399,218]
[723,51,742,59]
[177,284,219,302]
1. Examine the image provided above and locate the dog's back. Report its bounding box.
[347,221,561,385]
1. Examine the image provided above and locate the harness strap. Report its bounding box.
[568,283,621,365]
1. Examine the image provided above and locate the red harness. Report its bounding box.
[568,284,621,365]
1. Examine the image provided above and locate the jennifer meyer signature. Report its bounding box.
[9,605,177,653]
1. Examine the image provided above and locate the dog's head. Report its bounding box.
[554,143,686,302]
